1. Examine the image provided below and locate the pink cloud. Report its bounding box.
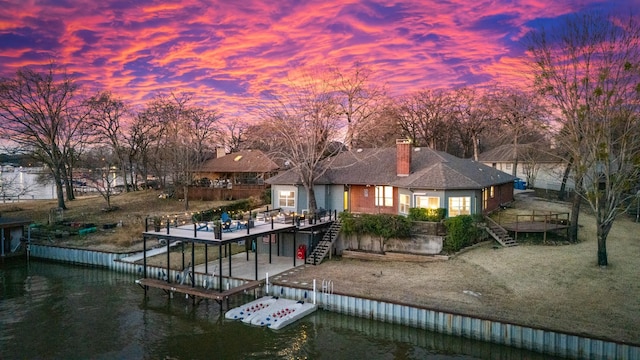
[0,0,626,120]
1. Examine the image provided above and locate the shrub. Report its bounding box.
[443,215,481,253]
[408,207,446,222]
[339,212,412,239]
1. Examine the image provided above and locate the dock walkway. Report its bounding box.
[136,278,263,302]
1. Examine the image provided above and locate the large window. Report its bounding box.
[278,190,295,207]
[399,194,410,214]
[448,196,471,216]
[375,186,393,207]
[415,196,440,209]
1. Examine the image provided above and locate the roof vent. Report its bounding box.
[414,147,421,152]
[356,148,363,153]
[234,155,243,162]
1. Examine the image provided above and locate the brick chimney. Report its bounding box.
[396,139,411,176]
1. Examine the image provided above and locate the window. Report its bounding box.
[490,186,495,198]
[375,186,393,207]
[483,189,488,210]
[506,163,512,171]
[415,196,440,209]
[448,196,471,216]
[278,190,295,207]
[399,194,410,214]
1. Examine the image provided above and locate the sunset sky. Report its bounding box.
[0,0,636,118]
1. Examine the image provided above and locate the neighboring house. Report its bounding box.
[478,144,574,192]
[189,149,280,201]
[195,149,280,187]
[267,139,516,217]
[1,215,31,257]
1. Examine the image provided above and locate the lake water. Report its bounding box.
[0,259,561,359]
[0,167,56,200]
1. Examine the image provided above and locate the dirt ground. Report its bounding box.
[271,192,640,344]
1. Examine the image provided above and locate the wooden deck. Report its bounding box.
[502,221,569,233]
[136,278,263,302]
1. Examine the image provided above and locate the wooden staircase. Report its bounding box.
[306,218,342,265]
[484,217,517,247]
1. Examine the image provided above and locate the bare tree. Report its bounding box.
[78,146,120,210]
[453,87,495,160]
[221,118,247,153]
[528,11,640,266]
[189,107,222,164]
[352,102,401,148]
[395,89,455,151]
[0,64,84,209]
[125,109,158,189]
[490,87,550,176]
[260,72,343,213]
[330,63,386,149]
[85,91,131,192]
[141,93,221,210]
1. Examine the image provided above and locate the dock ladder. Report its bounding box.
[321,279,333,310]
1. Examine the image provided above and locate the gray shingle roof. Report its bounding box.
[267,146,515,190]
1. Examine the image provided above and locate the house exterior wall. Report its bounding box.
[270,184,299,213]
[273,182,513,217]
[325,185,345,212]
[482,182,514,214]
[483,161,574,192]
[442,189,481,216]
[348,184,398,215]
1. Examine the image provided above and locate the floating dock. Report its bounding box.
[225,296,317,330]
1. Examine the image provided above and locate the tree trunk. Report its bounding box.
[472,134,480,161]
[558,159,572,201]
[568,177,583,243]
[183,185,190,211]
[54,173,66,210]
[305,185,317,214]
[64,163,75,201]
[596,220,612,267]
[512,139,518,177]
[65,178,74,201]
[121,168,129,192]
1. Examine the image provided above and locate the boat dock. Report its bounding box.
[135,278,263,302]
[135,212,337,309]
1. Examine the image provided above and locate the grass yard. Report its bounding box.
[2,189,638,344]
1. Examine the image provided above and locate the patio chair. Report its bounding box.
[222,219,232,232]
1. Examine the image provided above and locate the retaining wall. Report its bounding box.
[27,244,640,360]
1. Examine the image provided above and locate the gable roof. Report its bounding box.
[478,144,564,163]
[267,146,515,190]
[199,150,279,173]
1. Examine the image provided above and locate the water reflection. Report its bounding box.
[0,260,561,359]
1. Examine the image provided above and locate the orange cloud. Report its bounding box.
[0,0,620,121]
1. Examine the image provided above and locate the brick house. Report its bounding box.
[267,139,515,217]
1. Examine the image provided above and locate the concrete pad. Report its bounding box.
[194,251,302,281]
